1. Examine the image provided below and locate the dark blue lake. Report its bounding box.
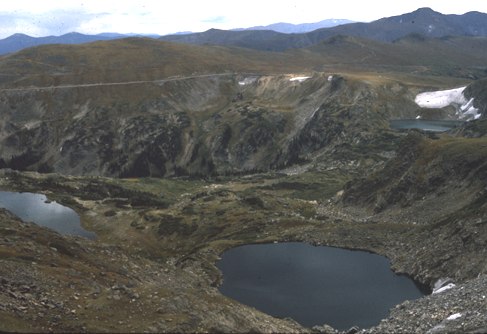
[217,242,427,330]
[390,119,464,132]
[0,191,95,239]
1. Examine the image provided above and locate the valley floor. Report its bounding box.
[0,166,486,333]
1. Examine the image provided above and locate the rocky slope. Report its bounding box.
[464,78,487,118]
[0,68,433,177]
[341,129,487,282]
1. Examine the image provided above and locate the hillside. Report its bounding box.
[340,130,487,283]
[307,35,487,76]
[0,38,307,88]
[464,78,487,117]
[2,35,487,88]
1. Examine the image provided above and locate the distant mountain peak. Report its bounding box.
[6,33,34,39]
[234,19,356,34]
[415,7,437,13]
[410,7,443,17]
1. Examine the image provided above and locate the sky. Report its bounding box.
[1,0,487,39]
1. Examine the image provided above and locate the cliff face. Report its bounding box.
[464,78,487,118]
[0,73,425,177]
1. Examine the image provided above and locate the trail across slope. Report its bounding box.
[0,73,237,93]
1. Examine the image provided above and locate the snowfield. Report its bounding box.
[415,86,480,120]
[238,77,257,86]
[433,283,456,294]
[289,76,310,82]
[446,313,462,321]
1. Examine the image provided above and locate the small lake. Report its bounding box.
[0,191,96,239]
[390,119,465,132]
[217,242,427,330]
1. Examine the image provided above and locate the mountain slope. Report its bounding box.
[307,34,487,73]
[0,38,310,88]
[464,78,487,118]
[4,35,485,90]
[341,131,487,282]
[159,28,309,52]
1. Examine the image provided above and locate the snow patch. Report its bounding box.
[415,87,466,109]
[427,313,463,333]
[238,77,257,86]
[460,98,481,120]
[446,313,462,321]
[416,115,421,119]
[290,76,310,82]
[434,277,453,290]
[415,87,480,120]
[432,278,456,294]
[433,283,456,294]
[327,75,334,82]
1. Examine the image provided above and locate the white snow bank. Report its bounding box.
[415,86,480,120]
[446,313,462,321]
[415,87,466,109]
[290,76,310,82]
[460,98,481,120]
[433,283,456,294]
[427,312,463,333]
[238,77,257,86]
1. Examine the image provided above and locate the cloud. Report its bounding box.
[37,10,109,35]
[202,16,227,24]
[0,10,106,38]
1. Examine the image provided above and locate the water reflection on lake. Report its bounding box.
[390,119,465,132]
[217,242,427,330]
[0,191,96,239]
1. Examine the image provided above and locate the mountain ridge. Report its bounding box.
[233,19,356,33]
[0,32,161,55]
[3,8,487,55]
[160,8,487,51]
